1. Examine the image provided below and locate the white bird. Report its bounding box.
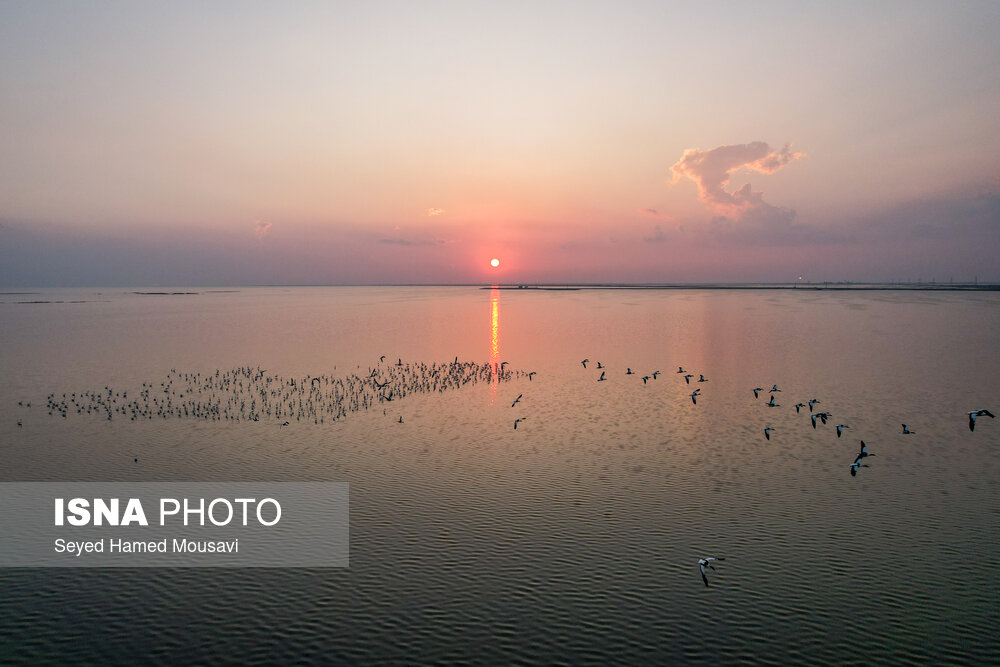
[698,557,725,587]
[901,424,914,434]
[967,409,995,432]
[764,426,774,440]
[836,424,848,438]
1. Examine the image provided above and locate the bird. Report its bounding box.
[808,399,820,410]
[17,419,23,427]
[134,457,138,463]
[511,394,523,407]
[596,362,604,369]
[689,391,699,405]
[836,424,849,438]
[794,402,806,413]
[626,368,634,375]
[642,375,651,384]
[855,440,875,462]
[280,421,289,427]
[398,416,403,423]
[379,355,386,362]
[698,557,725,587]
[769,384,781,393]
[677,367,685,374]
[527,372,537,381]
[581,359,589,368]
[698,375,708,382]
[766,395,779,407]
[683,374,693,384]
[849,461,870,477]
[764,426,774,440]
[901,424,914,434]
[514,418,526,430]
[967,409,995,432]
[811,412,831,428]
[652,371,661,379]
[753,387,763,399]
[598,371,606,382]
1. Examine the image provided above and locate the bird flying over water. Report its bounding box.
[766,395,779,407]
[626,368,634,375]
[808,399,820,410]
[836,424,848,438]
[764,426,774,440]
[794,402,806,413]
[598,371,606,382]
[769,384,781,393]
[683,374,693,384]
[528,372,536,381]
[689,391,699,405]
[901,424,914,434]
[514,418,526,430]
[753,387,763,399]
[698,375,708,382]
[652,371,661,379]
[511,394,523,407]
[849,461,870,477]
[677,367,685,374]
[967,409,995,432]
[642,375,651,384]
[581,359,589,368]
[811,412,831,428]
[698,557,725,587]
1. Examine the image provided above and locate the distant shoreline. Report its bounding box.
[480,283,1000,292]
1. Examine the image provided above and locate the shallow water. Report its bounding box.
[2,287,999,664]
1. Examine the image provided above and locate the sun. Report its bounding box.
[490,258,500,268]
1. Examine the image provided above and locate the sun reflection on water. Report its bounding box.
[489,286,500,405]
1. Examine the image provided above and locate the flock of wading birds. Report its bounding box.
[14,355,997,587]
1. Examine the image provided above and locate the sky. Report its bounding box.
[1,0,998,286]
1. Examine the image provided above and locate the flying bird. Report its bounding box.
[627,368,634,375]
[836,424,849,438]
[753,387,763,399]
[811,412,831,428]
[769,384,781,393]
[764,426,774,440]
[511,394,523,407]
[514,418,526,430]
[689,391,699,405]
[677,367,685,374]
[642,375,651,384]
[766,395,779,407]
[581,359,589,368]
[794,402,806,413]
[596,362,604,369]
[598,371,606,382]
[808,399,820,410]
[683,374,694,384]
[967,409,995,432]
[698,557,725,587]
[528,372,537,381]
[652,371,661,379]
[849,461,870,477]
[901,424,914,434]
[698,375,708,383]
[854,440,875,462]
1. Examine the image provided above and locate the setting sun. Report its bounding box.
[490,258,500,268]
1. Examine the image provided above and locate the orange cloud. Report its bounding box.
[671,142,803,217]
[253,219,272,240]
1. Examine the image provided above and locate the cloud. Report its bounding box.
[253,220,272,240]
[426,207,444,217]
[643,225,667,243]
[670,141,803,218]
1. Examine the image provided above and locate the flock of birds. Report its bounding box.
[19,358,523,428]
[14,352,996,590]
[564,357,996,586]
